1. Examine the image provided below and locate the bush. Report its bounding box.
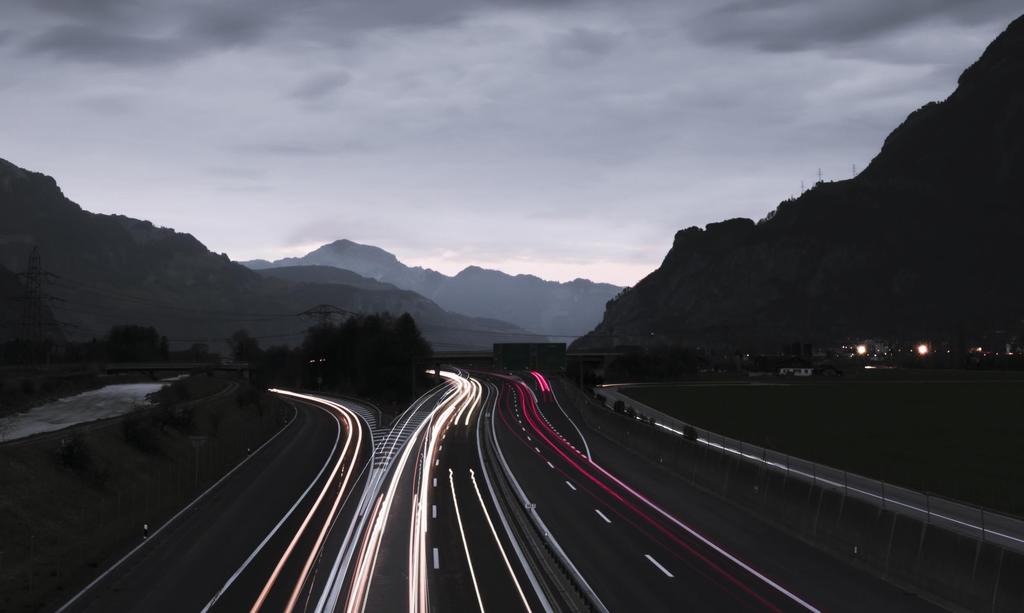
[236,387,262,414]
[156,404,194,433]
[123,416,162,454]
[58,436,92,471]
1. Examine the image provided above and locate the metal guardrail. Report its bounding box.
[596,387,1024,554]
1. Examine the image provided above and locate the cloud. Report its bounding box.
[689,0,1023,53]
[2,1,1022,286]
[181,6,278,47]
[77,92,143,114]
[23,25,188,65]
[290,72,351,101]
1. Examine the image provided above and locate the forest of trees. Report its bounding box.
[246,312,433,402]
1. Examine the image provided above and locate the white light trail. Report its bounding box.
[251,390,366,613]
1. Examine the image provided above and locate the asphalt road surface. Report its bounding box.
[56,394,372,613]
[51,371,950,612]
[487,371,942,613]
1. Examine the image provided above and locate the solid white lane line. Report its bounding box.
[594,509,611,524]
[546,461,554,469]
[433,548,440,569]
[432,504,437,519]
[565,481,576,491]
[449,469,485,612]
[469,469,533,613]
[645,554,674,578]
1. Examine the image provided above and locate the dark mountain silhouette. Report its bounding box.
[0,158,532,351]
[574,14,1024,351]
[256,265,400,291]
[244,240,622,339]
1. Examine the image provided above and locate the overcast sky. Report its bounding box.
[1,2,1020,286]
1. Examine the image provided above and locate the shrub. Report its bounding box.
[58,436,91,471]
[123,416,162,454]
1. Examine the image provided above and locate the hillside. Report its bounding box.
[256,265,400,291]
[0,159,530,351]
[574,14,1024,351]
[245,240,622,338]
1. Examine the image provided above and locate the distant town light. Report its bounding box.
[916,343,929,356]
[855,344,868,356]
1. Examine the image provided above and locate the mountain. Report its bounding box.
[0,158,532,351]
[574,14,1024,351]
[244,240,623,339]
[256,265,400,291]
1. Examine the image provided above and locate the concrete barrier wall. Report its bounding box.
[571,387,1024,613]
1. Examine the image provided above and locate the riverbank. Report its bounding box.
[0,375,289,613]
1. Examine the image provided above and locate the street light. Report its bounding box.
[855,344,868,356]
[917,343,929,356]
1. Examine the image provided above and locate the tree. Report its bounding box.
[228,329,263,363]
[106,325,164,362]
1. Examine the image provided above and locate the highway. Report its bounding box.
[486,371,941,612]
[52,371,945,612]
[55,392,373,613]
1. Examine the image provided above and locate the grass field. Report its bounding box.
[621,377,1024,517]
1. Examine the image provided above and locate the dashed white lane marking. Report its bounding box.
[433,548,440,569]
[432,504,437,519]
[595,509,611,524]
[546,461,554,469]
[534,447,541,453]
[565,481,577,491]
[433,477,437,487]
[435,459,440,466]
[645,554,673,578]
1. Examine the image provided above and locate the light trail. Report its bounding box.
[513,376,819,613]
[474,380,554,613]
[409,371,475,613]
[250,390,367,613]
[341,370,475,613]
[315,387,445,613]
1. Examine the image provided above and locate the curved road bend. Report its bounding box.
[56,393,372,613]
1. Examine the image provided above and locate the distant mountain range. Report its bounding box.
[245,241,622,339]
[0,158,533,351]
[574,14,1024,351]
